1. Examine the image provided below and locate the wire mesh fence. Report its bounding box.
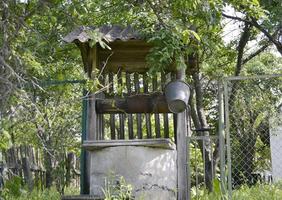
[188,135,220,199]
[224,74,282,198]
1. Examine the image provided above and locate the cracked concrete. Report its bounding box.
[89,145,177,199]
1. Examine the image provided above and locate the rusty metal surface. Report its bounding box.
[63,25,141,43]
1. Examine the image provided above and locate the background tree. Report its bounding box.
[1,0,281,194]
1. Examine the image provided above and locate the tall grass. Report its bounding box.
[192,181,282,200]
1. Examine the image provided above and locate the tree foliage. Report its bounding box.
[0,0,281,193]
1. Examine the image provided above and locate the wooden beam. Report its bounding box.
[176,69,188,200]
[177,111,188,200]
[83,138,176,151]
[96,93,171,114]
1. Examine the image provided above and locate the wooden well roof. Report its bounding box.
[63,25,180,76]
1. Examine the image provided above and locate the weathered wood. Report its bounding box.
[134,73,142,139]
[143,73,152,138]
[176,111,188,200]
[87,45,98,78]
[22,157,33,191]
[109,73,116,139]
[126,72,134,139]
[66,152,73,187]
[171,72,178,143]
[161,73,169,138]
[96,93,170,114]
[153,77,161,138]
[176,69,188,200]
[96,42,180,74]
[83,44,99,194]
[98,74,106,140]
[62,195,102,200]
[83,138,175,150]
[118,71,125,139]
[87,95,98,140]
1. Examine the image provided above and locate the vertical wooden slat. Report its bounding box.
[109,72,115,139]
[134,73,142,139]
[96,93,104,140]
[153,76,161,138]
[171,72,178,143]
[98,73,106,140]
[161,73,169,138]
[118,70,125,139]
[126,72,134,139]
[143,73,152,138]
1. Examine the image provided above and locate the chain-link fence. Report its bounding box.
[188,135,220,199]
[224,74,282,198]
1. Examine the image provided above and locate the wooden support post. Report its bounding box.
[177,111,188,200]
[87,95,98,140]
[176,68,188,200]
[82,44,100,194]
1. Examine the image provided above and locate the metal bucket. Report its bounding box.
[164,80,190,113]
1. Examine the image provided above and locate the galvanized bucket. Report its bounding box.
[164,80,190,113]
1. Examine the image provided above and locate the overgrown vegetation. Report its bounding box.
[192,181,282,200]
[1,176,79,200]
[0,0,281,197]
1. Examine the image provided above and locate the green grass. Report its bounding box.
[192,182,282,200]
[232,183,282,200]
[2,181,282,200]
[1,186,79,200]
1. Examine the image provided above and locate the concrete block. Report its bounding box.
[89,145,177,199]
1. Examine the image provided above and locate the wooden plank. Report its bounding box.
[153,77,161,138]
[87,95,98,140]
[118,71,125,139]
[126,72,134,139]
[96,93,170,114]
[97,41,176,73]
[109,72,116,139]
[22,157,33,191]
[176,69,188,200]
[177,111,188,200]
[143,73,152,138]
[62,195,102,200]
[83,138,176,150]
[134,73,142,139]
[171,72,178,143]
[96,108,103,140]
[162,73,169,138]
[98,72,105,140]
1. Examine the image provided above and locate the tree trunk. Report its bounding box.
[43,140,53,188]
[189,55,214,192]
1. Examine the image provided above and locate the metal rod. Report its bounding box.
[225,74,282,81]
[218,81,226,194]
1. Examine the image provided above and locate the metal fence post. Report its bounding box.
[224,80,232,199]
[218,81,226,194]
[80,89,88,194]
